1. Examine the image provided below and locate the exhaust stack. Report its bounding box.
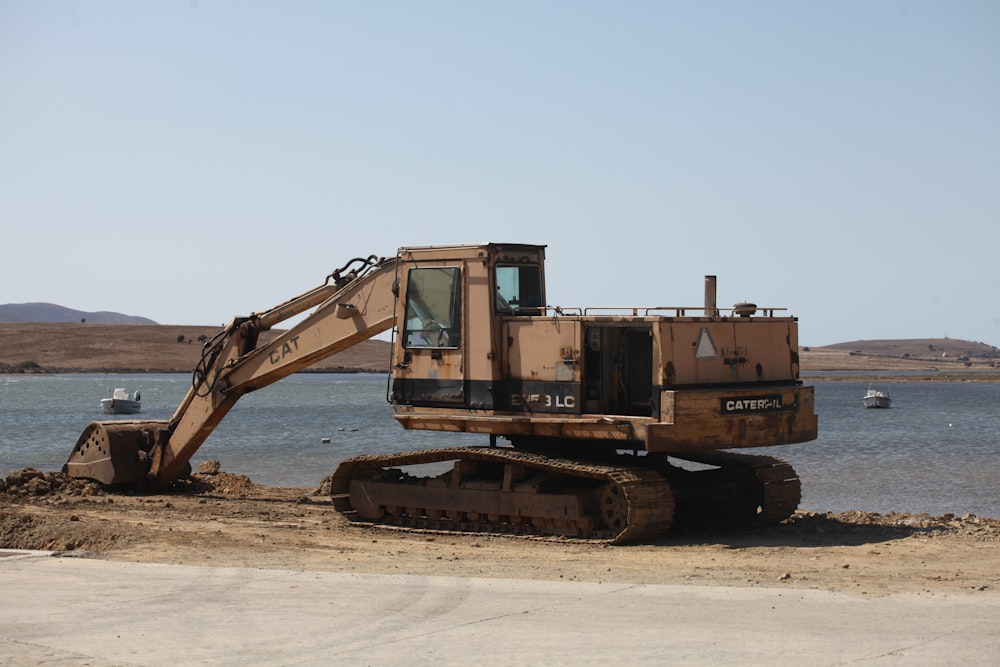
[704,275,718,317]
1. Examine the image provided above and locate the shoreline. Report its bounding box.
[5,369,1000,383]
[802,370,1000,382]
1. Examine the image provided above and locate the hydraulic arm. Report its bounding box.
[65,255,400,490]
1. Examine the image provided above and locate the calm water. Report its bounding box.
[2,373,998,517]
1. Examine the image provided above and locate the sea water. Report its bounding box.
[2,373,998,518]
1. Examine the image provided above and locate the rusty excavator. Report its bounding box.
[64,243,817,543]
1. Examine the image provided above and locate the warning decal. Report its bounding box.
[695,328,717,359]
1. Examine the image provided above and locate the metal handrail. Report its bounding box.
[531,305,787,317]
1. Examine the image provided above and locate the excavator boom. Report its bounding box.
[65,255,400,489]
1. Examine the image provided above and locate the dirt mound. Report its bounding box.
[1,468,106,499]
[0,464,307,502]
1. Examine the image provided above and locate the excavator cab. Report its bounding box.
[65,242,816,543]
[389,243,548,410]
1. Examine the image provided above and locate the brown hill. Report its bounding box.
[819,337,997,359]
[3,323,998,380]
[801,337,999,375]
[0,322,391,374]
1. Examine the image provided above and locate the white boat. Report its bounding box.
[863,385,891,409]
[101,388,142,414]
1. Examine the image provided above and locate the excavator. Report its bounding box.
[64,243,817,544]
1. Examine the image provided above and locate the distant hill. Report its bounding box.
[801,337,999,374]
[0,322,390,373]
[1,318,997,377]
[0,303,157,325]
[815,337,998,360]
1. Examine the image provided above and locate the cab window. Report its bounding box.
[403,267,461,348]
[495,264,542,314]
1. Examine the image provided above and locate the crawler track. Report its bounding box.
[664,451,802,530]
[330,447,675,544]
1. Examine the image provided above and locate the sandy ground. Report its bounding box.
[2,467,998,599]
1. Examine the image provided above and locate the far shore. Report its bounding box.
[4,368,999,383]
[801,370,1000,382]
[1,322,997,381]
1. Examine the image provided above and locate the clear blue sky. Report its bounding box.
[2,1,997,346]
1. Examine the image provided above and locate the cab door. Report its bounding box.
[392,262,465,405]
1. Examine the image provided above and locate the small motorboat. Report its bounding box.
[101,387,142,414]
[863,385,891,409]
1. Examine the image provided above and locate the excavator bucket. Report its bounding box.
[63,420,168,486]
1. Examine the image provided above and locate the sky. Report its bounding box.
[1,1,998,347]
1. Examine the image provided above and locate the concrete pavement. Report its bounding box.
[1,549,998,665]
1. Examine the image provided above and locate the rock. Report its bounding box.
[197,460,222,475]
